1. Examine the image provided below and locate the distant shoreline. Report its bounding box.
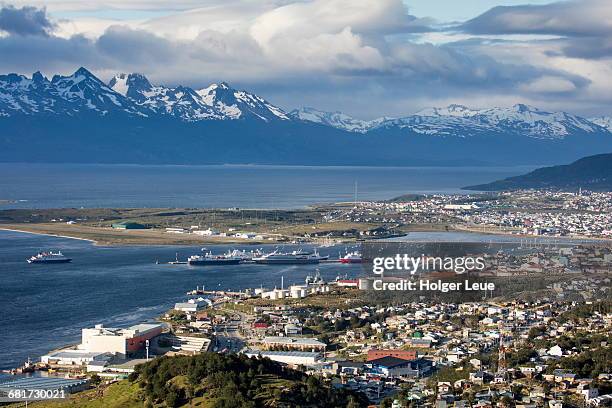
[2,224,608,247]
[0,161,543,170]
[0,227,96,243]
[0,224,277,247]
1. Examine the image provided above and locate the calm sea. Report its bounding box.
[0,163,536,209]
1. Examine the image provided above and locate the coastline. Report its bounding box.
[453,224,612,243]
[2,222,608,247]
[0,227,97,243]
[0,224,274,246]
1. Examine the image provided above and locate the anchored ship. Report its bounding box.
[187,250,242,266]
[224,249,263,262]
[339,251,363,264]
[27,251,72,264]
[253,249,328,264]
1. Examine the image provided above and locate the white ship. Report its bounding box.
[339,251,363,264]
[27,251,72,264]
[253,249,328,264]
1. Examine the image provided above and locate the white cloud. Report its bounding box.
[519,76,576,93]
[5,0,216,12]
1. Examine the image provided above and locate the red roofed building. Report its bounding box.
[336,279,359,288]
[367,349,417,362]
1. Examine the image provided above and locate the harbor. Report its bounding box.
[164,247,357,266]
[0,229,363,371]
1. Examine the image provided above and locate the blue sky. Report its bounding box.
[48,0,558,22]
[408,0,556,21]
[0,0,610,119]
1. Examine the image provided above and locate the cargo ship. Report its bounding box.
[253,249,328,264]
[27,251,72,264]
[187,250,241,266]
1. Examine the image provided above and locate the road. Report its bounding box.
[212,309,252,353]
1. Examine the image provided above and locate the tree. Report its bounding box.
[89,374,102,386]
[346,395,361,408]
[380,397,394,408]
[165,390,179,407]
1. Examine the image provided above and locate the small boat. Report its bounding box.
[27,251,72,264]
[168,252,187,264]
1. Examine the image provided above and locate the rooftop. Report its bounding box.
[0,377,88,390]
[45,350,111,360]
[127,323,164,333]
[246,350,321,358]
[262,336,325,346]
[368,356,413,368]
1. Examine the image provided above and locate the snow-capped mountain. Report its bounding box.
[0,67,140,117]
[288,107,384,133]
[0,68,289,122]
[291,103,609,139]
[1,67,611,168]
[109,73,217,120]
[2,67,609,140]
[590,116,612,132]
[108,73,288,122]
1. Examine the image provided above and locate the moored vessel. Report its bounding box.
[339,251,363,264]
[253,249,328,264]
[187,250,242,266]
[27,251,72,264]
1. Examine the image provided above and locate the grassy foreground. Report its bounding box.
[24,353,367,408]
[16,381,143,408]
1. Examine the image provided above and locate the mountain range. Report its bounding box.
[464,153,612,191]
[1,67,611,166]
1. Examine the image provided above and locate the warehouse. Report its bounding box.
[0,377,90,395]
[41,350,112,366]
[367,356,432,378]
[81,323,164,357]
[244,350,322,367]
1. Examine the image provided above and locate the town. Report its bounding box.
[1,190,611,247]
[1,191,611,407]
[6,260,610,407]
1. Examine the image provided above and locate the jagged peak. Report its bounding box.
[447,104,471,111]
[73,66,96,78]
[51,67,103,86]
[31,71,47,82]
[109,72,153,96]
[414,104,478,117]
[200,82,232,92]
[508,103,542,113]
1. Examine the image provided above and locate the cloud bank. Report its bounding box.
[0,0,610,118]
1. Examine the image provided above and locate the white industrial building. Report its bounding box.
[290,285,308,298]
[41,323,164,368]
[244,350,322,366]
[41,350,113,366]
[166,335,211,354]
[261,284,329,300]
[174,298,211,313]
[81,323,164,357]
